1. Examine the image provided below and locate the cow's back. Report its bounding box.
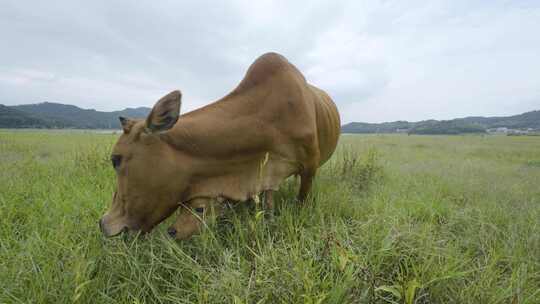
[244,54,340,168]
[309,85,340,166]
[243,54,340,170]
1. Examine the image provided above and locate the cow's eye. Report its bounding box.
[111,155,122,169]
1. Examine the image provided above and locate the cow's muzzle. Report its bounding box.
[99,216,128,237]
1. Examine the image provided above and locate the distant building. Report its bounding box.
[508,129,529,135]
[487,127,533,135]
[487,127,510,134]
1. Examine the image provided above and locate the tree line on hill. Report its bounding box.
[341,110,540,134]
[0,101,538,134]
[0,102,150,129]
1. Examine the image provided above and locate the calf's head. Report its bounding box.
[99,90,185,237]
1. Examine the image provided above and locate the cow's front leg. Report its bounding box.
[167,197,221,240]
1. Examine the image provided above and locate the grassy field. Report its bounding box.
[1,131,539,303]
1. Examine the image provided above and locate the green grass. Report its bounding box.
[1,131,539,303]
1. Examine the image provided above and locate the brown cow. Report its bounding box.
[99,52,340,239]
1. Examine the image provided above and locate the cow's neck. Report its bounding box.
[162,93,256,158]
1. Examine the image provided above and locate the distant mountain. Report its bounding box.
[2,101,538,133]
[341,110,540,134]
[1,102,151,129]
[454,110,540,129]
[339,121,412,134]
[0,105,53,128]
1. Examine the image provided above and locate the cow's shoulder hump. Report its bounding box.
[233,52,304,93]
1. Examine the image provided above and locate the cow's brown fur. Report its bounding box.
[99,52,340,239]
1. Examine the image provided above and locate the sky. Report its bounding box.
[1,1,539,123]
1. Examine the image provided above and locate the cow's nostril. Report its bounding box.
[167,227,177,238]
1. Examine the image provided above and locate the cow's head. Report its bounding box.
[99,90,186,237]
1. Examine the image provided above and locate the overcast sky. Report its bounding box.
[1,1,539,123]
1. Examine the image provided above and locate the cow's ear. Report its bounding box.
[145,90,182,133]
[119,116,136,134]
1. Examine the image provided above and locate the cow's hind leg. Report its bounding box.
[298,170,316,202]
[263,190,274,217]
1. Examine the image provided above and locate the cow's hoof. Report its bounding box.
[167,227,177,238]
